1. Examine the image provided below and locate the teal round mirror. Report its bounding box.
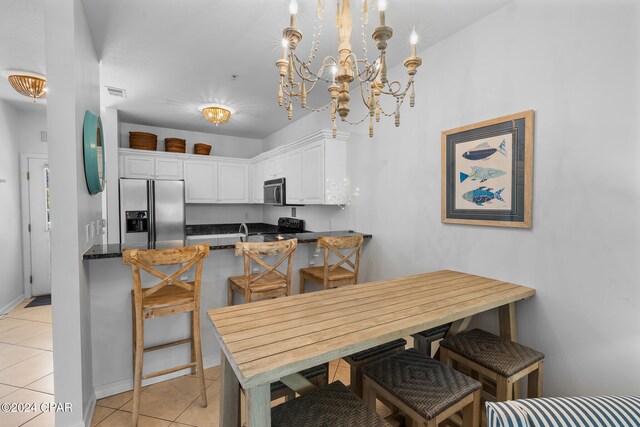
[83,110,105,195]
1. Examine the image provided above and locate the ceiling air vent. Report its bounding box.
[106,86,127,98]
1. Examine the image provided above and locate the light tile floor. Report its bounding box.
[0,299,54,427]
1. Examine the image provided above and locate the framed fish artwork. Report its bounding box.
[441,110,534,228]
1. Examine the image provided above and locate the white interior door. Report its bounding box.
[28,157,51,296]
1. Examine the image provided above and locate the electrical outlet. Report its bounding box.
[100,218,107,234]
[86,224,91,242]
[291,207,296,217]
[90,221,96,240]
[96,221,102,235]
[329,219,333,230]
[244,212,249,220]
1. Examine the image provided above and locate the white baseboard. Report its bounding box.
[82,393,96,427]
[0,294,25,315]
[94,354,219,400]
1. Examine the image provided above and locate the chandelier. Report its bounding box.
[8,71,47,101]
[277,0,422,138]
[199,104,232,126]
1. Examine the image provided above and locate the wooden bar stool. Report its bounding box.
[122,244,210,427]
[228,239,297,305]
[362,348,482,427]
[300,235,364,293]
[271,381,391,426]
[440,329,545,402]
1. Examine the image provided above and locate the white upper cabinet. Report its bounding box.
[121,153,183,180]
[301,141,324,204]
[285,149,303,204]
[121,155,155,179]
[184,160,218,203]
[264,155,285,180]
[155,158,183,180]
[252,161,265,203]
[218,162,249,203]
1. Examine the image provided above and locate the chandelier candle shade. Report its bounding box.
[8,71,47,101]
[276,0,422,138]
[199,104,232,126]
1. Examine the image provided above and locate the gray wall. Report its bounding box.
[262,0,640,396]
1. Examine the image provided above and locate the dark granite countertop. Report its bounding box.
[83,230,372,260]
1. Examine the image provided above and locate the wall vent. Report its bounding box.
[40,131,47,142]
[106,86,127,98]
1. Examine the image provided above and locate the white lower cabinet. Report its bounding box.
[184,161,218,203]
[218,162,249,203]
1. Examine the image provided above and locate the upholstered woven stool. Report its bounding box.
[411,323,451,357]
[270,363,329,401]
[362,348,481,427]
[440,329,544,402]
[271,381,391,427]
[343,338,407,397]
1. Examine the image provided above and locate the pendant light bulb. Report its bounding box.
[410,27,418,45]
[378,0,387,12]
[289,0,298,15]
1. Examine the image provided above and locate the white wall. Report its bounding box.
[14,104,48,155]
[120,122,262,158]
[263,0,640,396]
[45,0,103,424]
[0,101,24,313]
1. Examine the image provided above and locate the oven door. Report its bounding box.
[264,179,285,205]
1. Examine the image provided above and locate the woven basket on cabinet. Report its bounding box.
[164,138,186,153]
[194,143,212,155]
[129,132,158,151]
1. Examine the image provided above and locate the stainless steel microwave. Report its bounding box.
[264,178,286,206]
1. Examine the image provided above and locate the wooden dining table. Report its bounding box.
[207,270,536,427]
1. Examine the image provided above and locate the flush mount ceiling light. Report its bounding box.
[277,0,422,138]
[198,104,233,126]
[7,71,47,101]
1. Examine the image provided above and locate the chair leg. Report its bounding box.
[300,271,305,294]
[190,312,196,375]
[362,375,376,410]
[496,376,513,401]
[528,360,544,398]
[227,281,234,306]
[462,390,481,427]
[349,363,364,398]
[132,311,144,427]
[192,309,207,407]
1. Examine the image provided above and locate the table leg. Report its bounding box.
[498,302,521,398]
[219,351,240,427]
[246,383,271,427]
[434,316,472,360]
[498,302,517,341]
[280,372,318,396]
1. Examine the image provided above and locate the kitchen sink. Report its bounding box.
[188,233,245,239]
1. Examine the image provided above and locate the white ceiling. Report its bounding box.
[0,0,511,139]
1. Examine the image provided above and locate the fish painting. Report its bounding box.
[462,186,505,206]
[460,166,506,183]
[461,139,508,161]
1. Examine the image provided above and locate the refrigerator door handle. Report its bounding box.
[148,180,155,246]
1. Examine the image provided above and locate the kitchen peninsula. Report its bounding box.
[83,222,371,399]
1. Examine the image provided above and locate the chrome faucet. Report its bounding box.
[239,223,249,240]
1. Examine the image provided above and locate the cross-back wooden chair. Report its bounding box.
[300,235,364,293]
[122,244,210,427]
[228,238,298,305]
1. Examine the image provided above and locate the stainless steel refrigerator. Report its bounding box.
[119,178,185,245]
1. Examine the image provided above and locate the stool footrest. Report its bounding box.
[142,362,197,380]
[144,338,192,353]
